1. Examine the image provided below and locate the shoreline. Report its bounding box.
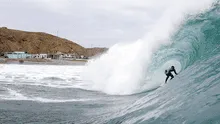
[0,58,88,65]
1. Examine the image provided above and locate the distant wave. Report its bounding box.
[0,88,92,103]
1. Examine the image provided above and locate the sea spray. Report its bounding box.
[83,0,214,95]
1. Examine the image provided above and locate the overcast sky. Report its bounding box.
[0,0,162,47]
[1,0,212,48]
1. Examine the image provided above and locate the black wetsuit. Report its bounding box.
[165,66,178,83]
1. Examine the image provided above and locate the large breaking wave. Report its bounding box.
[82,0,219,95]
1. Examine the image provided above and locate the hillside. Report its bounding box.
[0,27,87,57]
[86,47,108,57]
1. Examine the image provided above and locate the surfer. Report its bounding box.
[165,66,178,83]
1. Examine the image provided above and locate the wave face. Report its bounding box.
[82,0,216,95]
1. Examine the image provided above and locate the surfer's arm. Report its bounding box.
[171,68,178,75]
[173,69,178,75]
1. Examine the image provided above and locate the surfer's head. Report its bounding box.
[165,70,168,74]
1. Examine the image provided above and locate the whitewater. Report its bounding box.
[0,0,220,124]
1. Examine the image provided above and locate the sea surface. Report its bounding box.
[0,53,219,124]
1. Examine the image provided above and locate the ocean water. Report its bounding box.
[1,0,220,124]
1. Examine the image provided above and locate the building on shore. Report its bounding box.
[47,52,63,60]
[62,53,77,60]
[47,52,79,60]
[4,51,31,59]
[32,54,48,59]
[3,51,87,60]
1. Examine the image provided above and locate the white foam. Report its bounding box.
[1,96,91,103]
[82,0,214,95]
[0,64,83,88]
[33,97,91,103]
[2,88,29,100]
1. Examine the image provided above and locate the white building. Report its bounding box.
[32,54,47,59]
[62,53,77,59]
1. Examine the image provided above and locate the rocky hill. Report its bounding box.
[86,47,108,57]
[0,27,90,57]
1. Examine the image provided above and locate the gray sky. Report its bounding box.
[0,0,159,47]
[0,0,213,47]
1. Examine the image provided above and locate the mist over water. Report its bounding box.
[83,0,214,95]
